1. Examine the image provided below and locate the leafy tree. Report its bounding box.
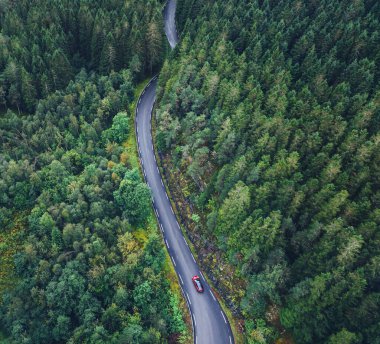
[216,181,250,238]
[114,168,151,225]
[102,111,130,144]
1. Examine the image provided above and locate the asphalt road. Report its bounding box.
[163,0,179,48]
[135,1,235,343]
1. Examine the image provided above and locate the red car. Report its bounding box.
[192,275,204,293]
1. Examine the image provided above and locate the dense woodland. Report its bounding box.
[1,0,380,343]
[156,0,380,343]
[0,0,165,113]
[0,1,188,343]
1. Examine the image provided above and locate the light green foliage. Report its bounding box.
[169,292,187,333]
[328,329,360,344]
[245,319,276,344]
[102,111,130,143]
[191,213,200,223]
[217,181,250,237]
[114,168,151,225]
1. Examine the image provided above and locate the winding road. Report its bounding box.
[135,1,235,343]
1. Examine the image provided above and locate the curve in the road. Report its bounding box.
[135,1,235,343]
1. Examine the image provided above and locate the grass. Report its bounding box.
[122,77,151,170]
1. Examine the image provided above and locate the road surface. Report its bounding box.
[135,1,235,343]
[163,0,179,48]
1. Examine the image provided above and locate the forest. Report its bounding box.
[1,0,380,343]
[0,0,165,113]
[155,0,380,343]
[0,0,188,343]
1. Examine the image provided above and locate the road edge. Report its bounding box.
[134,75,195,344]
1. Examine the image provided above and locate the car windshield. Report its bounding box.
[195,279,202,289]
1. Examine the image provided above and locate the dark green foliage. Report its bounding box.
[0,0,165,112]
[0,1,185,341]
[158,0,380,342]
[0,70,185,343]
